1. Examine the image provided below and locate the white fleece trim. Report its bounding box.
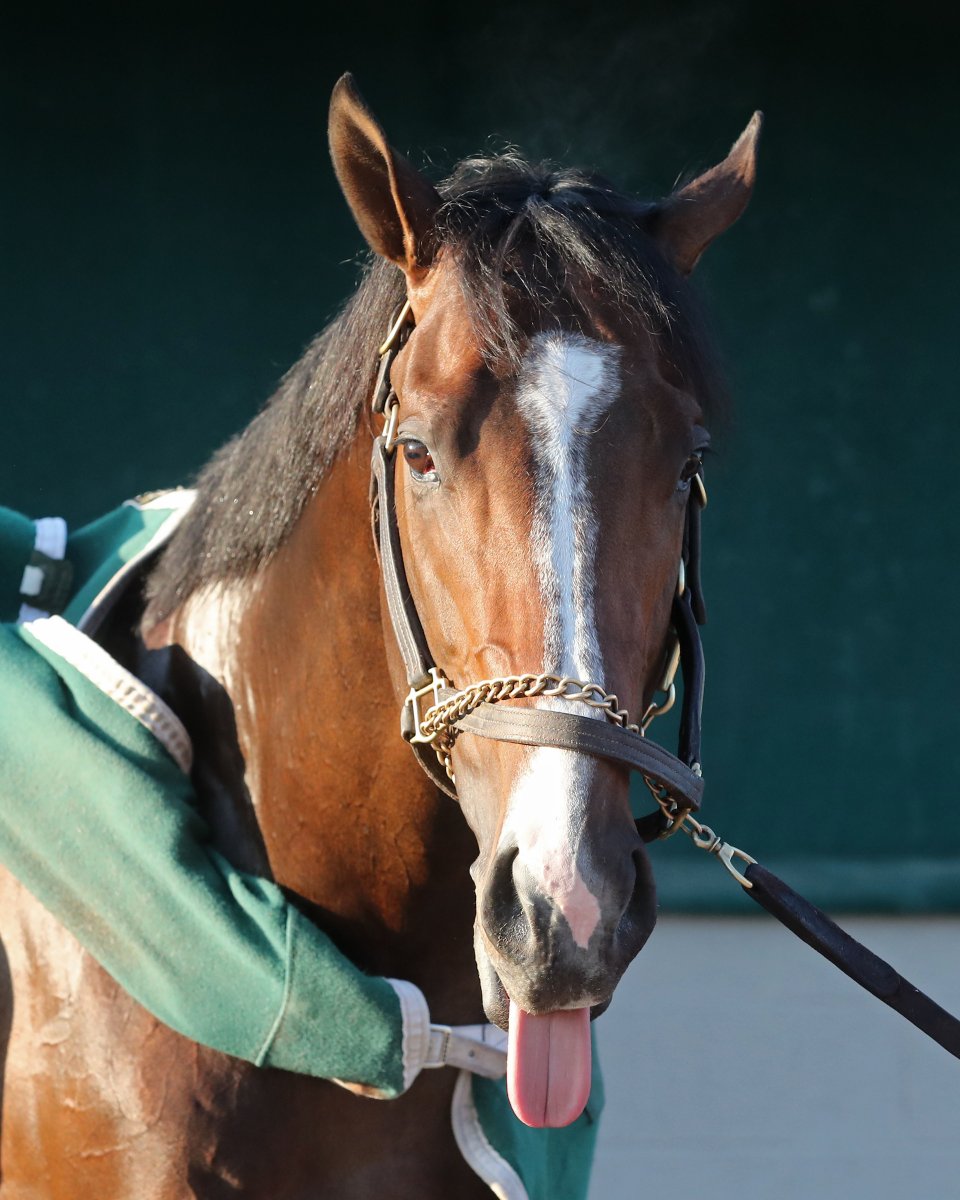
[127,489,197,513]
[22,615,193,774]
[451,1069,529,1200]
[18,516,68,623]
[77,489,196,635]
[386,977,432,1093]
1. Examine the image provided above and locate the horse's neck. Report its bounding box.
[167,437,481,1018]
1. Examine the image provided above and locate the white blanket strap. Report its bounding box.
[388,978,508,1091]
[424,1022,508,1079]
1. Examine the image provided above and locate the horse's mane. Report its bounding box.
[144,152,725,623]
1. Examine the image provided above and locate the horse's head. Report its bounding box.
[329,76,759,1126]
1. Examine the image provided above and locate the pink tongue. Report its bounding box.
[506,1000,592,1128]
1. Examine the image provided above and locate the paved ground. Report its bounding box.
[589,916,960,1200]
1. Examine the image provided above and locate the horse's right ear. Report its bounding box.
[328,74,441,273]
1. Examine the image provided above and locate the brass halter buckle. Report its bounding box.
[402,668,450,745]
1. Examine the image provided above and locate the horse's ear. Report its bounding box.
[650,112,763,276]
[328,73,441,273]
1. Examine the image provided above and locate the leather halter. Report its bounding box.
[366,301,960,1066]
[368,303,706,840]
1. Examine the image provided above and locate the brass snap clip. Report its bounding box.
[687,819,756,888]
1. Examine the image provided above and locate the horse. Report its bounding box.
[0,75,759,1197]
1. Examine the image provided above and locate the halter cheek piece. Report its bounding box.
[367,300,960,1065]
[369,302,704,842]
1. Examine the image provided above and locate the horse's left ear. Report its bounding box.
[650,111,763,275]
[328,73,441,273]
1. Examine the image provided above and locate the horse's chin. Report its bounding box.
[473,929,611,1031]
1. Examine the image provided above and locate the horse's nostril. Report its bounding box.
[624,847,657,931]
[480,837,655,955]
[481,845,524,944]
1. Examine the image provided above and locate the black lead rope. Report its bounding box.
[741,862,960,1060]
[660,521,960,1062]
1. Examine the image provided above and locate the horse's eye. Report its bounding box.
[679,453,703,487]
[402,439,439,482]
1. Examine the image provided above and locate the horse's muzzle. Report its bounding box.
[473,838,657,1025]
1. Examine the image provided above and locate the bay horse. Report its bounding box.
[0,76,759,1197]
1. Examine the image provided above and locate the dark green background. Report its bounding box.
[4,2,959,910]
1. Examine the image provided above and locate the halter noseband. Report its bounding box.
[368,302,707,841]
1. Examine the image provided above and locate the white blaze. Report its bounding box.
[503,333,622,950]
